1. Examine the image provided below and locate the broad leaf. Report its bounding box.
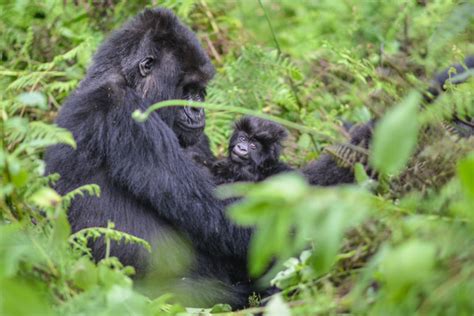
[371,91,421,175]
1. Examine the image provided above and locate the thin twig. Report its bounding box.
[203,34,222,64]
[257,0,304,110]
[257,0,281,54]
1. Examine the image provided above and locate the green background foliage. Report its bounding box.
[0,0,473,315]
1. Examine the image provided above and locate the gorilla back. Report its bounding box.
[45,8,252,307]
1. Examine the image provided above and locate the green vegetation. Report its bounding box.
[0,0,473,315]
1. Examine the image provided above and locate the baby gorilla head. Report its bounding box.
[209,116,292,184]
[228,116,288,167]
[210,116,292,184]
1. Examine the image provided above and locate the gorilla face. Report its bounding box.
[229,132,262,166]
[228,116,288,168]
[135,51,213,147]
[174,106,206,146]
[178,83,206,130]
[173,82,207,147]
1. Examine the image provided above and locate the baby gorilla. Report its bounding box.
[211,116,293,184]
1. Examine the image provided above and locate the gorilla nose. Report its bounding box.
[234,143,249,158]
[184,106,204,120]
[190,107,203,114]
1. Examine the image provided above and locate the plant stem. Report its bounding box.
[257,0,281,54]
[257,0,304,110]
[132,99,335,142]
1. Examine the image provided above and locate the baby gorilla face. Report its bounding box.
[230,132,262,165]
[227,116,289,171]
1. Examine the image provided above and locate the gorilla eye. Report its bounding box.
[139,56,155,77]
[239,136,246,142]
[249,143,257,150]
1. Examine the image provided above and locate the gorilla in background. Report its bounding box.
[45,8,253,307]
[211,116,293,184]
[303,122,374,186]
[303,55,474,186]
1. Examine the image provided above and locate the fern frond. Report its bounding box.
[205,111,234,153]
[440,121,462,140]
[3,71,66,91]
[69,225,152,254]
[62,184,101,210]
[19,26,34,58]
[47,80,79,94]
[325,143,370,169]
[23,173,61,200]
[37,40,91,71]
[10,121,76,154]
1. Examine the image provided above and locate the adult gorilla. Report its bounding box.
[45,8,251,306]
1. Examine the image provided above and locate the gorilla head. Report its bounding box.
[83,8,215,147]
[210,116,292,184]
[229,116,288,168]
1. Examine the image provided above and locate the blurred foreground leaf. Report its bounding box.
[372,92,421,176]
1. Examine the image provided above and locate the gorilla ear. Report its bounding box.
[139,56,155,77]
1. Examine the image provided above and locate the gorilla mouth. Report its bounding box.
[231,151,249,164]
[178,119,205,130]
[177,107,205,130]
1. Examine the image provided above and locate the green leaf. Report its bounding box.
[51,211,71,250]
[311,207,345,275]
[297,133,311,149]
[380,240,436,289]
[249,215,279,276]
[354,162,370,183]
[210,303,232,313]
[265,294,291,316]
[17,92,47,109]
[249,210,293,276]
[0,224,39,277]
[457,153,474,201]
[371,91,421,175]
[7,157,29,188]
[29,187,61,208]
[0,278,53,315]
[72,257,99,291]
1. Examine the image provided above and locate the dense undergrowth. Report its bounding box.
[0,0,473,315]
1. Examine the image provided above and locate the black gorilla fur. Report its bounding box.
[184,133,216,170]
[303,122,374,186]
[304,55,474,186]
[45,8,253,307]
[211,116,293,184]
